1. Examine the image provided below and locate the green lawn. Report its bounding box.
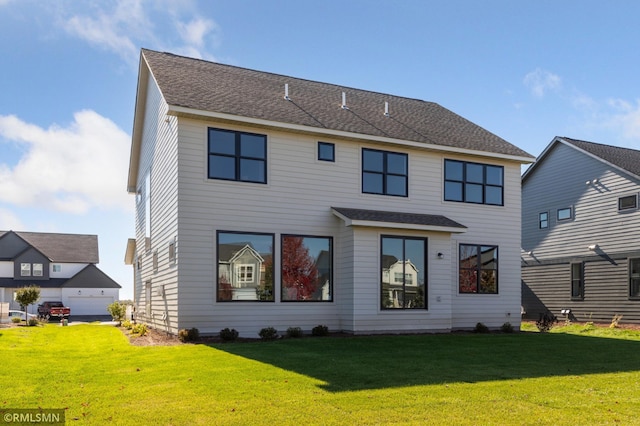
[2,323,640,425]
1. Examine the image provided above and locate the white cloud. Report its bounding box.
[60,0,220,64]
[606,99,640,140]
[0,111,132,215]
[524,68,562,98]
[0,208,24,231]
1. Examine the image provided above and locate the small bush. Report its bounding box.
[473,322,489,333]
[27,318,38,327]
[500,322,514,333]
[311,325,329,337]
[107,301,127,322]
[121,320,133,330]
[11,317,22,324]
[131,323,148,336]
[219,328,239,342]
[178,327,199,342]
[580,321,596,333]
[286,327,303,338]
[258,327,278,341]
[610,314,623,329]
[536,313,557,333]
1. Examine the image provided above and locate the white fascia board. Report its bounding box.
[167,105,534,164]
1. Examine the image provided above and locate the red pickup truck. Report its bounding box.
[37,301,71,320]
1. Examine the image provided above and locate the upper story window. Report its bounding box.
[32,263,43,277]
[52,265,62,273]
[539,212,549,229]
[318,142,335,162]
[444,160,503,206]
[557,207,572,221]
[619,194,638,211]
[362,148,408,197]
[208,128,267,184]
[20,263,31,276]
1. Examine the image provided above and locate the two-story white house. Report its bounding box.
[0,230,121,318]
[522,137,640,323]
[125,49,534,336]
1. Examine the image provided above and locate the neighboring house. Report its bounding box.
[521,137,640,323]
[125,49,534,336]
[0,230,121,317]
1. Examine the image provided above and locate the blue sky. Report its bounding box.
[1,0,639,300]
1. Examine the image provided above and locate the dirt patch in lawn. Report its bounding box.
[123,326,183,346]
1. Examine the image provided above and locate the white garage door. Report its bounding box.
[67,296,114,316]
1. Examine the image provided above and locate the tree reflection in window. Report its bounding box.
[281,235,332,301]
[459,244,498,294]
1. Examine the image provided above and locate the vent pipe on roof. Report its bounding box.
[384,101,390,117]
[341,92,348,110]
[284,83,290,101]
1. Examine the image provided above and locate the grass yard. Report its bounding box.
[1,323,640,425]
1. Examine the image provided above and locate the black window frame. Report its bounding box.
[629,258,640,300]
[618,194,638,211]
[317,142,335,162]
[444,159,504,206]
[280,234,333,302]
[362,148,408,197]
[216,230,274,302]
[207,127,267,184]
[380,235,428,310]
[458,244,499,294]
[571,262,584,300]
[557,207,572,221]
[539,211,549,229]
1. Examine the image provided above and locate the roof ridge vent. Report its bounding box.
[341,92,349,110]
[284,83,290,101]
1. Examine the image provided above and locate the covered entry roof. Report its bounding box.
[331,207,467,233]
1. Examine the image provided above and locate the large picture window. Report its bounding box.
[629,258,640,299]
[281,235,333,302]
[208,128,267,183]
[381,236,427,309]
[459,244,498,294]
[444,160,503,205]
[217,232,274,301]
[362,148,408,197]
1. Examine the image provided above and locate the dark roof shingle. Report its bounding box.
[332,207,466,229]
[1,231,99,263]
[141,49,533,159]
[561,137,640,178]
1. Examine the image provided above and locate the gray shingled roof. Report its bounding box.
[141,49,533,159]
[1,231,99,263]
[332,207,466,229]
[561,137,640,178]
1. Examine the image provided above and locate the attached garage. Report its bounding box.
[65,295,115,315]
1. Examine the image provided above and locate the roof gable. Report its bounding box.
[0,231,99,263]
[523,136,640,183]
[62,264,121,289]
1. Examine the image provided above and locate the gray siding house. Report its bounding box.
[126,49,534,337]
[522,137,640,323]
[0,230,121,318]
